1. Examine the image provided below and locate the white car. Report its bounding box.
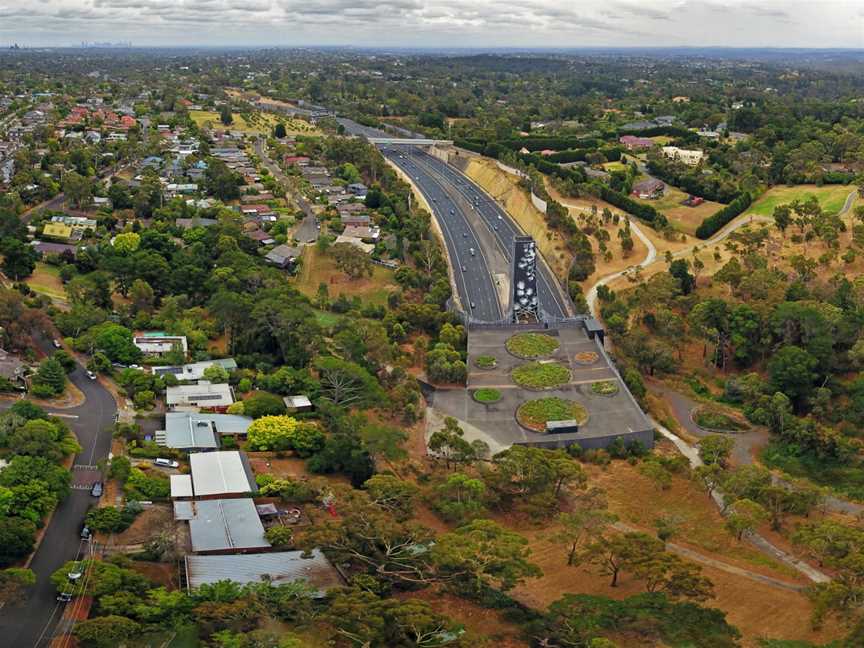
[154,458,180,468]
[52,339,62,349]
[86,371,97,380]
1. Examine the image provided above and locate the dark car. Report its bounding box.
[90,482,103,498]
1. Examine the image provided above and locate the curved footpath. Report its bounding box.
[0,332,118,647]
[575,190,860,584]
[583,189,857,317]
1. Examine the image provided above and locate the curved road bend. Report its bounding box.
[405,147,570,319]
[0,334,117,647]
[382,148,502,322]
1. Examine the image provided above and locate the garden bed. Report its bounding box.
[692,406,749,432]
[474,355,497,369]
[574,351,599,365]
[505,332,560,359]
[516,397,588,432]
[472,388,502,404]
[511,361,571,390]
[590,380,619,396]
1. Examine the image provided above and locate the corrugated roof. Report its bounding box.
[186,498,270,553]
[185,549,343,593]
[189,451,256,497]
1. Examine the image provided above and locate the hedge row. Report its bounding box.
[695,192,752,239]
[618,125,694,139]
[545,147,623,164]
[500,136,600,152]
[593,183,667,228]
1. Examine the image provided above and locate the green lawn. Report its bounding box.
[745,184,855,217]
[512,361,571,389]
[505,332,560,359]
[517,397,588,432]
[26,263,66,301]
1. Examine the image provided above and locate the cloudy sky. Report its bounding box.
[0,0,862,48]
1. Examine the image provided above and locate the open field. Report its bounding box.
[745,184,855,217]
[633,178,727,235]
[189,110,320,135]
[26,262,66,301]
[294,245,398,306]
[461,157,573,280]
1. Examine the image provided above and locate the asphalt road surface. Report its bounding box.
[0,334,117,647]
[400,146,570,319]
[382,147,503,322]
[254,139,318,244]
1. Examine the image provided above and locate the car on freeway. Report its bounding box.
[461,265,466,272]
[470,302,476,309]
[462,232,467,237]
[90,481,103,498]
[469,248,475,256]
[154,458,180,468]
[450,209,455,214]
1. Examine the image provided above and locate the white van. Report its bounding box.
[154,458,179,468]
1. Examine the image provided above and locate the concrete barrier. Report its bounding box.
[530,191,548,214]
[495,160,527,179]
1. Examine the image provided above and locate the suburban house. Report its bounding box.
[166,381,235,411]
[0,348,27,388]
[31,241,78,258]
[156,412,253,451]
[341,225,380,241]
[347,182,367,196]
[283,155,310,167]
[151,358,237,382]
[133,333,188,356]
[631,178,666,199]
[176,217,217,229]
[619,135,654,151]
[42,222,73,240]
[245,229,276,246]
[184,549,343,593]
[174,498,270,554]
[265,244,303,268]
[170,450,257,499]
[662,146,705,166]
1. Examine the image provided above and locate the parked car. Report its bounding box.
[154,458,179,469]
[52,339,62,349]
[86,371,97,380]
[57,592,73,603]
[80,526,91,540]
[90,482,103,498]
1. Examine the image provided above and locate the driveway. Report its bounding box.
[0,332,117,647]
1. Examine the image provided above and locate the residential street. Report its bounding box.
[0,333,117,647]
[253,139,318,244]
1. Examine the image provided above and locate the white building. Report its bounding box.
[662,146,705,166]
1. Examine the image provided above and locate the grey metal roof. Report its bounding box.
[159,412,252,449]
[185,549,343,593]
[187,498,270,553]
[189,450,257,497]
[152,358,237,381]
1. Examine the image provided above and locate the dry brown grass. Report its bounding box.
[462,158,573,281]
[294,245,398,306]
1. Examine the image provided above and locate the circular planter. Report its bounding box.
[589,380,619,397]
[505,332,560,359]
[472,388,502,404]
[474,355,498,370]
[516,397,589,433]
[574,351,599,366]
[512,361,571,390]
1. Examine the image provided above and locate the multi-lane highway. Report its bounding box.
[382,147,503,322]
[400,147,570,320]
[336,117,571,322]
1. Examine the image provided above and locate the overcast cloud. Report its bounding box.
[0,0,861,48]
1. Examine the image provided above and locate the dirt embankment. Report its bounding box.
[456,157,573,281]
